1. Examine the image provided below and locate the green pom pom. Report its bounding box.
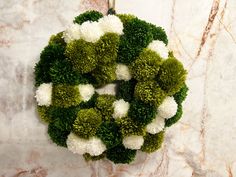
[128,99,156,125]
[157,58,187,95]
[74,10,103,25]
[95,33,120,64]
[131,49,162,81]
[148,24,168,45]
[48,123,70,147]
[134,81,166,107]
[165,104,183,127]
[96,95,116,121]
[65,39,97,74]
[92,64,116,87]
[96,121,122,149]
[37,106,52,123]
[49,60,88,85]
[50,106,79,131]
[106,145,136,164]
[83,152,106,162]
[141,131,164,153]
[49,32,66,46]
[116,117,145,137]
[117,18,153,64]
[34,43,65,86]
[117,14,136,24]
[174,83,188,104]
[52,85,81,108]
[73,108,102,139]
[116,79,137,102]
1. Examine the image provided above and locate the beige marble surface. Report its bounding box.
[0,0,236,176]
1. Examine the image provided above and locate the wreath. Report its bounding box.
[34,10,188,164]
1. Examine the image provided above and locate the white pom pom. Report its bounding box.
[67,133,88,155]
[67,133,106,156]
[96,83,116,95]
[123,135,144,150]
[116,64,132,81]
[146,115,165,134]
[148,40,169,59]
[63,24,81,43]
[112,99,130,119]
[158,96,178,119]
[86,137,107,156]
[35,83,52,106]
[80,21,104,43]
[99,15,123,35]
[78,84,95,101]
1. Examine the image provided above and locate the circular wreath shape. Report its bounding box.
[34,11,188,164]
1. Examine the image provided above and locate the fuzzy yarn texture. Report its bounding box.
[34,11,188,164]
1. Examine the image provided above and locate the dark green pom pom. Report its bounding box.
[116,79,137,102]
[128,99,156,125]
[106,145,136,164]
[74,10,103,24]
[96,121,122,149]
[148,23,168,45]
[48,123,70,147]
[174,83,188,104]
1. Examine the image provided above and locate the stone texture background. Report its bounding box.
[0,0,236,176]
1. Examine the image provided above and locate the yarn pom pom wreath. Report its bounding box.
[34,11,188,164]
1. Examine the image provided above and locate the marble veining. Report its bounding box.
[0,0,236,176]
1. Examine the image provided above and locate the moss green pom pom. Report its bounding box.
[165,104,183,127]
[73,108,102,139]
[49,32,66,46]
[95,33,120,64]
[141,131,164,153]
[174,83,188,104]
[106,145,136,164]
[148,24,168,45]
[37,106,52,123]
[48,123,70,147]
[128,99,156,125]
[52,85,81,108]
[50,106,79,131]
[117,14,136,24]
[134,81,166,107]
[131,49,162,81]
[96,121,122,149]
[116,117,145,137]
[92,64,116,87]
[116,79,137,102]
[157,58,187,95]
[74,10,103,25]
[83,153,106,162]
[96,95,116,120]
[65,39,97,74]
[34,43,65,86]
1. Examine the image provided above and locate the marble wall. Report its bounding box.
[0,0,236,176]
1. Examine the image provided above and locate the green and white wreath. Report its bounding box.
[34,11,188,164]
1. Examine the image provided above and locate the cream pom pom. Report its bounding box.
[98,15,123,35]
[86,137,107,156]
[158,96,178,119]
[112,99,130,119]
[67,133,106,156]
[123,135,144,150]
[78,84,95,101]
[66,133,88,155]
[95,83,116,95]
[146,115,165,134]
[116,64,132,81]
[35,83,52,106]
[63,24,81,43]
[148,40,169,59]
[80,21,104,43]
